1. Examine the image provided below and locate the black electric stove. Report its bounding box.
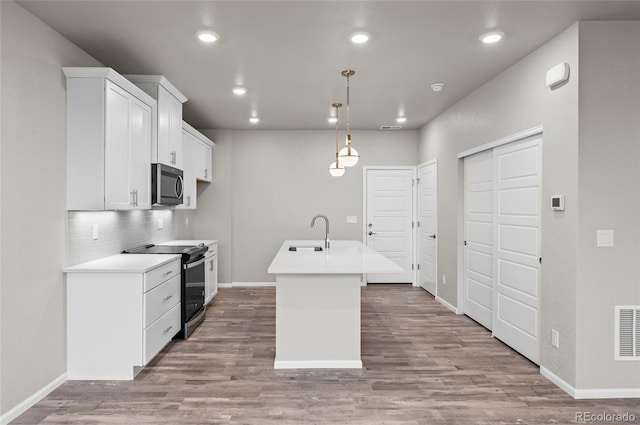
[123,244,209,339]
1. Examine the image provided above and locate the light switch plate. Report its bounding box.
[92,224,99,240]
[347,216,357,224]
[596,229,614,247]
[157,218,164,230]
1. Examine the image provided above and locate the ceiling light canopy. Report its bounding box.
[196,30,219,43]
[350,31,370,44]
[479,31,504,44]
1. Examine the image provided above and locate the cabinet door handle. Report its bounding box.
[163,270,173,276]
[162,325,173,335]
[209,260,213,271]
[130,189,138,206]
[204,169,208,179]
[162,295,173,303]
[170,151,176,164]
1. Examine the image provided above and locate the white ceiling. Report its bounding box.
[17,1,640,130]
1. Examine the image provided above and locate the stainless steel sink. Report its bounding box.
[288,245,323,252]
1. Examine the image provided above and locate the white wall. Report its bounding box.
[575,21,640,390]
[193,130,419,284]
[419,21,640,393]
[0,0,102,416]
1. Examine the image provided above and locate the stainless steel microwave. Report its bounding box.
[152,163,184,206]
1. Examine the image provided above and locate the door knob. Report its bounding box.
[428,234,436,239]
[368,231,377,236]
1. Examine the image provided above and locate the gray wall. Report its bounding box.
[0,0,102,415]
[194,130,419,283]
[575,22,640,389]
[419,21,640,391]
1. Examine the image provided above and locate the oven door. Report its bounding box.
[183,255,206,321]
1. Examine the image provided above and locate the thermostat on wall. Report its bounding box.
[551,195,565,211]
[546,63,570,88]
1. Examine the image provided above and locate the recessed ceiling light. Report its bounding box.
[328,117,338,124]
[479,31,504,44]
[249,117,260,124]
[430,82,445,92]
[232,87,247,95]
[196,30,219,43]
[350,32,370,44]
[396,117,407,124]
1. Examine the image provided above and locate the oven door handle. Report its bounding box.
[185,255,206,269]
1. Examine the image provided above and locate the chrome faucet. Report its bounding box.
[310,214,330,249]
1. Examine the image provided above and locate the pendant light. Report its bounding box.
[328,102,345,177]
[338,70,359,167]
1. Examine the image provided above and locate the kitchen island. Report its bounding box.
[267,240,402,369]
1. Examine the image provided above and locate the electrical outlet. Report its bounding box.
[347,216,357,224]
[442,275,446,285]
[157,218,164,230]
[92,224,99,240]
[551,329,560,348]
[185,217,189,226]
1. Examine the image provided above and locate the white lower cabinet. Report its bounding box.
[65,255,181,380]
[205,243,218,304]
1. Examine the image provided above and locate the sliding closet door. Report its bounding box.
[463,150,494,330]
[492,136,542,364]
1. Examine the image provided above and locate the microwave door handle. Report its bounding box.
[175,175,184,199]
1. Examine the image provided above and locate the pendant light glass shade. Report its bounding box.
[338,135,359,167]
[339,70,359,167]
[329,161,346,176]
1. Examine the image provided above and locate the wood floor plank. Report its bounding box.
[11,285,639,424]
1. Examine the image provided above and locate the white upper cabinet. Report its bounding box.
[124,75,187,169]
[175,127,197,210]
[64,67,155,211]
[182,121,215,183]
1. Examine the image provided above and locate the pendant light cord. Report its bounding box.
[334,103,341,164]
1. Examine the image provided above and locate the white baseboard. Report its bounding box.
[274,360,362,369]
[218,282,275,288]
[540,367,640,399]
[436,296,461,314]
[231,281,276,287]
[1,372,67,425]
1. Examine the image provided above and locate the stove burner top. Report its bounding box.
[123,243,208,261]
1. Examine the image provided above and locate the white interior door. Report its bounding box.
[463,150,494,330]
[492,136,542,365]
[417,162,437,295]
[365,168,414,283]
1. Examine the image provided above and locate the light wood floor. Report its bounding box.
[14,285,639,424]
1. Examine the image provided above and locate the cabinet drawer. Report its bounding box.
[144,259,180,292]
[144,274,180,327]
[143,303,180,364]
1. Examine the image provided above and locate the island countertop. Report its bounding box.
[267,240,403,275]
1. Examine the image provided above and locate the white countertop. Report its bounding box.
[160,239,217,247]
[268,240,404,275]
[64,254,181,273]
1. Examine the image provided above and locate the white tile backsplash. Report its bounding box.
[67,210,177,266]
